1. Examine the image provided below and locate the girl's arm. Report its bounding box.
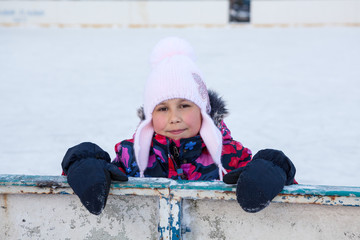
[221,140,252,173]
[112,139,140,177]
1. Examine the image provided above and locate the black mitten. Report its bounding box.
[62,142,128,215]
[223,149,296,213]
[223,167,246,184]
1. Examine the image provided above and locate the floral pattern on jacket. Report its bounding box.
[112,121,252,180]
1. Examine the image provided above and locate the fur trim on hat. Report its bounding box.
[137,89,228,126]
[208,90,229,127]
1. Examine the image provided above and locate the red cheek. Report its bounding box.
[152,115,167,133]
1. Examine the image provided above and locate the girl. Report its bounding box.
[62,37,296,215]
[112,37,252,181]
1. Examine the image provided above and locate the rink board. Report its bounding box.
[251,0,360,26]
[1,0,360,27]
[1,175,360,239]
[0,0,229,27]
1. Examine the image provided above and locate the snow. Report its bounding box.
[0,26,359,187]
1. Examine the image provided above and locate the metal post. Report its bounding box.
[158,191,182,240]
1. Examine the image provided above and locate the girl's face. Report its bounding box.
[152,98,202,140]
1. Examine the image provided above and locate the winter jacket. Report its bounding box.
[112,91,252,180]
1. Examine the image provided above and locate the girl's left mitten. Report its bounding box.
[236,149,296,213]
[62,142,128,215]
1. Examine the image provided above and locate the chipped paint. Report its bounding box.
[169,197,182,239]
[273,194,360,207]
[158,196,170,239]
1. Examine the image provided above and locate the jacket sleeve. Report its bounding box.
[221,140,252,173]
[112,139,140,177]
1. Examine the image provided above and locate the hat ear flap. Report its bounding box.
[200,111,226,181]
[134,119,154,177]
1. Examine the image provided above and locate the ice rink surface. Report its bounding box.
[0,26,359,186]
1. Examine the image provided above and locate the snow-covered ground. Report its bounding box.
[0,26,359,187]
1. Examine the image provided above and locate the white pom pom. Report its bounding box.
[150,37,196,67]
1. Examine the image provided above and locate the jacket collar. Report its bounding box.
[152,134,204,162]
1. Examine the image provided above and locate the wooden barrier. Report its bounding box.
[1,174,360,239]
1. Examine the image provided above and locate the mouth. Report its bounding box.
[167,129,187,135]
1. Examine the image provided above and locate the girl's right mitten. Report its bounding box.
[62,142,128,215]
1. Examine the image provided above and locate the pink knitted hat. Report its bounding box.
[134,37,226,180]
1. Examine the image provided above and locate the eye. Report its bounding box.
[180,104,191,109]
[157,107,168,112]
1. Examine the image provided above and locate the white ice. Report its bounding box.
[0,26,359,187]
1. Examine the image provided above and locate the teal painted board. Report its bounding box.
[282,184,360,197]
[1,174,360,197]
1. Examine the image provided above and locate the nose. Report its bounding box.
[169,109,181,124]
